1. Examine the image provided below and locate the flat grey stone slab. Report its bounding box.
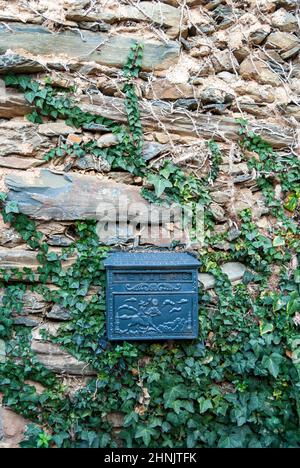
[0,53,44,74]
[221,262,247,282]
[0,23,180,71]
[5,169,173,223]
[199,262,246,290]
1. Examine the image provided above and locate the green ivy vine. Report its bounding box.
[0,45,299,448]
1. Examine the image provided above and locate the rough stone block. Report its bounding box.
[5,169,174,224]
[31,340,96,376]
[0,408,28,449]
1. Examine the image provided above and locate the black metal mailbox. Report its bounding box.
[104,252,200,340]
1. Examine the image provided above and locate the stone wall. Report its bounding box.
[0,0,299,447]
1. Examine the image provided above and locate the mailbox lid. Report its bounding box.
[104,252,200,269]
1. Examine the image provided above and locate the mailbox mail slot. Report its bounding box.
[104,252,200,340]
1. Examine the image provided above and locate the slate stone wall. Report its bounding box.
[0,0,299,447]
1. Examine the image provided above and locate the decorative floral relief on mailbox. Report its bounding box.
[104,252,200,340]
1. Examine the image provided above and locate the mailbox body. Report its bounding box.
[104,252,199,340]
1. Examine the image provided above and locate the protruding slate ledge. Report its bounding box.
[0,53,44,74]
[0,248,75,274]
[0,91,32,118]
[80,95,295,149]
[0,92,293,149]
[199,262,246,290]
[66,1,181,35]
[5,169,173,223]
[67,1,180,26]
[0,23,180,71]
[0,248,44,272]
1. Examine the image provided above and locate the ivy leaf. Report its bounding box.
[80,431,98,448]
[27,111,43,124]
[46,252,58,262]
[160,162,177,180]
[163,384,187,408]
[198,398,213,414]
[52,432,69,448]
[294,270,300,284]
[284,192,299,212]
[24,91,37,104]
[37,88,48,99]
[4,75,18,86]
[0,192,7,202]
[19,76,32,90]
[56,147,65,157]
[5,201,19,214]
[273,236,285,247]
[147,174,172,198]
[259,321,274,336]
[262,353,283,378]
[99,433,111,448]
[76,302,87,313]
[50,110,58,119]
[173,399,194,414]
[218,434,243,448]
[135,426,156,446]
[286,293,300,315]
[123,411,139,427]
